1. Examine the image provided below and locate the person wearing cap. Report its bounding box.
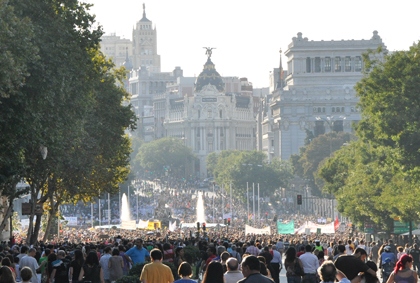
[314,240,323,253]
[380,246,397,268]
[334,247,377,283]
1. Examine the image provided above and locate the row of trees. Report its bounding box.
[317,44,420,234]
[0,0,136,243]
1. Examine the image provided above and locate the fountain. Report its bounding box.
[196,191,206,224]
[121,193,131,222]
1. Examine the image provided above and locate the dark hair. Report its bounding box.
[85,251,99,265]
[318,260,337,282]
[202,261,224,283]
[260,262,268,275]
[74,249,84,266]
[175,246,183,256]
[112,248,120,256]
[242,255,260,271]
[21,266,33,281]
[150,248,163,260]
[0,266,15,283]
[1,257,11,267]
[364,261,379,283]
[285,247,297,264]
[305,245,312,252]
[178,261,192,277]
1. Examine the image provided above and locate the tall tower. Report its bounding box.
[132,3,161,72]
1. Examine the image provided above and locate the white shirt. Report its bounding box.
[299,252,319,274]
[20,255,39,283]
[224,270,244,283]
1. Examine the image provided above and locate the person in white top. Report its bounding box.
[19,248,40,283]
[224,258,244,283]
[300,245,319,283]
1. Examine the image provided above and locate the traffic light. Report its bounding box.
[197,221,200,231]
[227,218,231,226]
[265,212,268,220]
[224,218,227,225]
[297,194,302,205]
[202,222,206,231]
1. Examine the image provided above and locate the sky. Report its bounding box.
[85,0,420,88]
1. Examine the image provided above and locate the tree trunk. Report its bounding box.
[31,213,42,244]
[0,196,13,236]
[42,195,58,242]
[26,186,36,245]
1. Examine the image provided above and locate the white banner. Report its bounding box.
[295,221,335,234]
[63,216,78,226]
[169,221,177,232]
[245,225,271,235]
[137,220,149,229]
[121,220,137,230]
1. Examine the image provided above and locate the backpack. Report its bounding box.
[82,264,101,283]
[56,259,70,280]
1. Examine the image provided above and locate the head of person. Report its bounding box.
[178,261,193,278]
[364,261,378,283]
[74,249,84,264]
[0,266,15,283]
[28,248,36,257]
[305,245,312,253]
[394,254,413,274]
[384,246,391,253]
[1,257,11,267]
[203,261,224,283]
[150,248,163,261]
[135,238,143,249]
[104,246,111,254]
[226,258,239,271]
[112,248,119,256]
[21,266,33,282]
[353,247,368,261]
[85,251,99,265]
[318,260,337,282]
[221,251,230,262]
[241,255,260,277]
[207,246,216,256]
[57,250,66,259]
[337,244,346,254]
[285,246,297,262]
[175,246,184,257]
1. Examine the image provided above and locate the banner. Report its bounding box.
[121,220,137,230]
[277,220,295,234]
[334,217,340,231]
[245,225,271,235]
[294,221,335,234]
[138,220,149,229]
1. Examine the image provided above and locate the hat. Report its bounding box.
[384,246,391,252]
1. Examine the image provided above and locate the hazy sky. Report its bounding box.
[86,0,419,88]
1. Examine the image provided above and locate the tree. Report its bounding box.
[319,43,420,233]
[137,138,197,179]
[292,132,353,195]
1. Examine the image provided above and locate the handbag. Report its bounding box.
[294,258,305,276]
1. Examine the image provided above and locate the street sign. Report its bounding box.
[21,203,43,216]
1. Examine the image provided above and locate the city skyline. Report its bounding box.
[87,0,420,88]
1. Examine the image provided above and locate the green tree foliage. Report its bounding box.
[137,138,196,179]
[292,132,353,195]
[319,43,420,232]
[208,150,293,199]
[0,0,136,243]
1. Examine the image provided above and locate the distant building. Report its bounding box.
[100,34,133,68]
[164,54,256,177]
[265,31,387,160]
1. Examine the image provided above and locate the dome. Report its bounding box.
[194,58,224,92]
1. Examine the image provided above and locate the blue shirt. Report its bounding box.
[126,246,150,265]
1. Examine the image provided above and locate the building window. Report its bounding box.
[332,107,335,113]
[198,110,201,119]
[315,57,321,72]
[341,107,345,112]
[335,57,341,72]
[355,56,362,72]
[219,110,223,118]
[314,121,325,137]
[306,57,311,73]
[333,120,344,132]
[325,57,331,72]
[345,56,351,72]
[207,110,212,118]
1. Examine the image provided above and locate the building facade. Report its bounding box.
[164,53,256,177]
[265,31,387,160]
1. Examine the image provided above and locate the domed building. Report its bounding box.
[164,50,256,177]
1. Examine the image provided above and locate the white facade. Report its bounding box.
[267,31,387,160]
[99,34,132,68]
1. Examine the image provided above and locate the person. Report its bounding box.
[50,249,71,283]
[333,245,346,261]
[174,261,196,283]
[224,258,244,283]
[362,261,380,283]
[99,246,112,283]
[162,243,174,263]
[38,248,50,283]
[276,239,285,254]
[380,246,397,281]
[19,248,40,283]
[139,248,174,283]
[108,248,124,283]
[299,245,319,283]
[202,260,225,283]
[230,245,242,263]
[238,255,274,283]
[118,245,131,276]
[174,247,185,275]
[334,247,377,282]
[386,254,417,283]
[408,244,420,275]
[201,246,217,272]
[285,246,303,283]
[78,251,104,283]
[269,244,282,283]
[2,257,16,278]
[69,249,84,283]
[318,260,350,283]
[370,242,380,264]
[0,266,16,283]
[396,247,406,260]
[46,252,57,283]
[258,256,273,279]
[246,241,260,257]
[126,239,150,265]
[21,266,33,283]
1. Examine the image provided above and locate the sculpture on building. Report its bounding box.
[203,47,215,59]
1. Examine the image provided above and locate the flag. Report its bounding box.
[277,220,295,234]
[169,220,177,232]
[334,216,340,231]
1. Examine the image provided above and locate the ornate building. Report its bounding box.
[164,50,256,177]
[264,31,387,160]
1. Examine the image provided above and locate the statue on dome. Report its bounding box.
[203,47,215,59]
